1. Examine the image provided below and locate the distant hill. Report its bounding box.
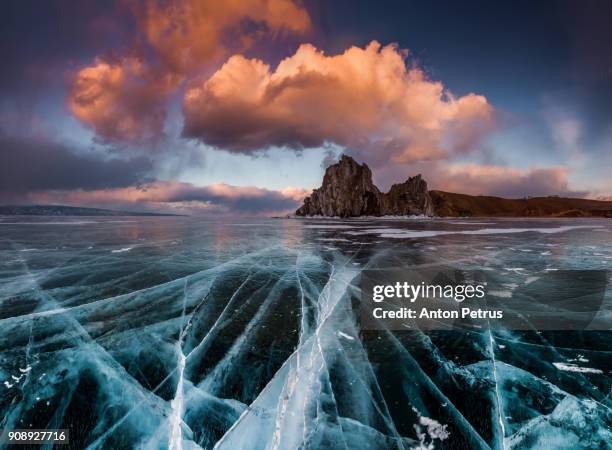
[429,191,612,217]
[0,205,184,217]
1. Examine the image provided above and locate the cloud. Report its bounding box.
[28,181,309,215]
[67,57,178,143]
[0,132,153,201]
[67,0,311,143]
[183,41,494,164]
[430,163,584,198]
[541,97,586,164]
[136,0,311,74]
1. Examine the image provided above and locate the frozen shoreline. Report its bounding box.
[287,214,432,220]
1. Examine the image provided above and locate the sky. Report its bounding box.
[1,0,611,215]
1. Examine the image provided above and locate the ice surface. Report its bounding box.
[552,362,604,374]
[344,225,603,239]
[111,247,133,253]
[0,216,610,449]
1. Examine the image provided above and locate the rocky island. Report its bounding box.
[296,155,433,217]
[296,155,612,218]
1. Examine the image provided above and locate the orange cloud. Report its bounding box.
[138,0,311,74]
[67,0,311,143]
[432,164,577,198]
[29,181,309,215]
[68,57,178,143]
[183,41,495,163]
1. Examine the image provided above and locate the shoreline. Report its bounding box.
[285,215,611,220]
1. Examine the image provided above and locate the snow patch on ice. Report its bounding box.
[111,247,133,253]
[552,362,602,374]
[304,224,360,229]
[345,225,603,240]
[488,290,513,298]
[411,407,450,450]
[443,221,495,225]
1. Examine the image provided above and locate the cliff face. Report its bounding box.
[382,175,434,216]
[295,155,433,217]
[295,155,383,217]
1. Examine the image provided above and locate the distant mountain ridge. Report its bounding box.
[296,155,612,218]
[0,205,184,217]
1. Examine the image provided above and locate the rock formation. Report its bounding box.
[295,155,612,217]
[295,155,433,217]
[382,175,434,216]
[295,155,383,217]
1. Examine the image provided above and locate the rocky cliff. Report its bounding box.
[295,155,383,217]
[383,175,434,216]
[295,155,433,217]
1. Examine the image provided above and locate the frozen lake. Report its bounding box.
[0,216,610,449]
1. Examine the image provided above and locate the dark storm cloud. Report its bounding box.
[562,1,612,147]
[1,1,133,98]
[0,133,153,199]
[565,0,612,83]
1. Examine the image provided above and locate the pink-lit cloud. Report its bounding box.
[183,41,495,164]
[67,57,178,143]
[67,0,311,143]
[136,0,311,74]
[28,181,309,215]
[430,163,584,198]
